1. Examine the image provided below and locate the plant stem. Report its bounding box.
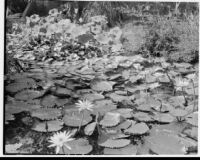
[191,79,196,112]
[78,111,84,132]
[181,87,187,106]
[62,146,65,155]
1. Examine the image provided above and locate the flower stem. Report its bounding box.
[181,87,187,106]
[78,112,84,132]
[62,146,65,155]
[191,80,196,112]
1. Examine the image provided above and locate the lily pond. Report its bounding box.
[5,2,198,156]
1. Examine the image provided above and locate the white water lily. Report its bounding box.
[174,76,190,90]
[75,99,94,112]
[48,131,74,154]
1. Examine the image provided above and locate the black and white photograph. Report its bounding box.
[3,0,199,156]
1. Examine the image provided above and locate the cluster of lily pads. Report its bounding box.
[5,50,198,154]
[5,8,198,155]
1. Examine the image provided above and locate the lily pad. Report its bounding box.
[132,112,154,122]
[14,90,44,101]
[41,95,69,107]
[99,139,130,149]
[52,87,72,97]
[145,129,186,155]
[124,122,149,135]
[82,93,104,102]
[170,109,188,120]
[153,113,175,123]
[109,93,135,103]
[111,108,134,119]
[63,110,92,127]
[6,78,36,93]
[60,138,93,155]
[41,95,57,108]
[103,144,137,155]
[100,112,122,127]
[182,127,198,141]
[6,101,41,114]
[31,120,64,132]
[185,112,198,126]
[91,79,113,92]
[30,108,62,120]
[84,122,97,136]
[108,120,133,132]
[93,100,117,115]
[6,83,30,93]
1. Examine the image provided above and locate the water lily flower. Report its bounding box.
[75,99,94,112]
[48,131,74,154]
[174,76,190,90]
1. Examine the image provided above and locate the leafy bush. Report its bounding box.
[142,14,199,63]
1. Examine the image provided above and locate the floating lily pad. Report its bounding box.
[63,110,92,127]
[109,93,135,103]
[41,95,57,108]
[158,75,170,83]
[91,79,113,92]
[145,129,186,155]
[31,108,62,120]
[124,122,149,135]
[84,122,97,136]
[99,139,130,149]
[170,109,188,119]
[132,112,154,122]
[111,108,133,119]
[145,74,157,83]
[53,87,72,97]
[169,96,186,107]
[107,120,133,133]
[6,83,30,93]
[100,112,122,127]
[137,103,152,112]
[6,101,41,114]
[153,113,175,123]
[82,93,104,102]
[93,100,117,115]
[41,95,69,107]
[103,144,137,155]
[15,90,43,101]
[6,78,36,93]
[60,138,92,155]
[182,127,198,141]
[185,112,198,126]
[31,120,64,132]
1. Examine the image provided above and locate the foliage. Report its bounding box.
[31,120,64,132]
[60,138,93,155]
[142,14,199,63]
[5,2,198,155]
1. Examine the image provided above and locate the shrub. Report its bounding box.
[142,14,199,63]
